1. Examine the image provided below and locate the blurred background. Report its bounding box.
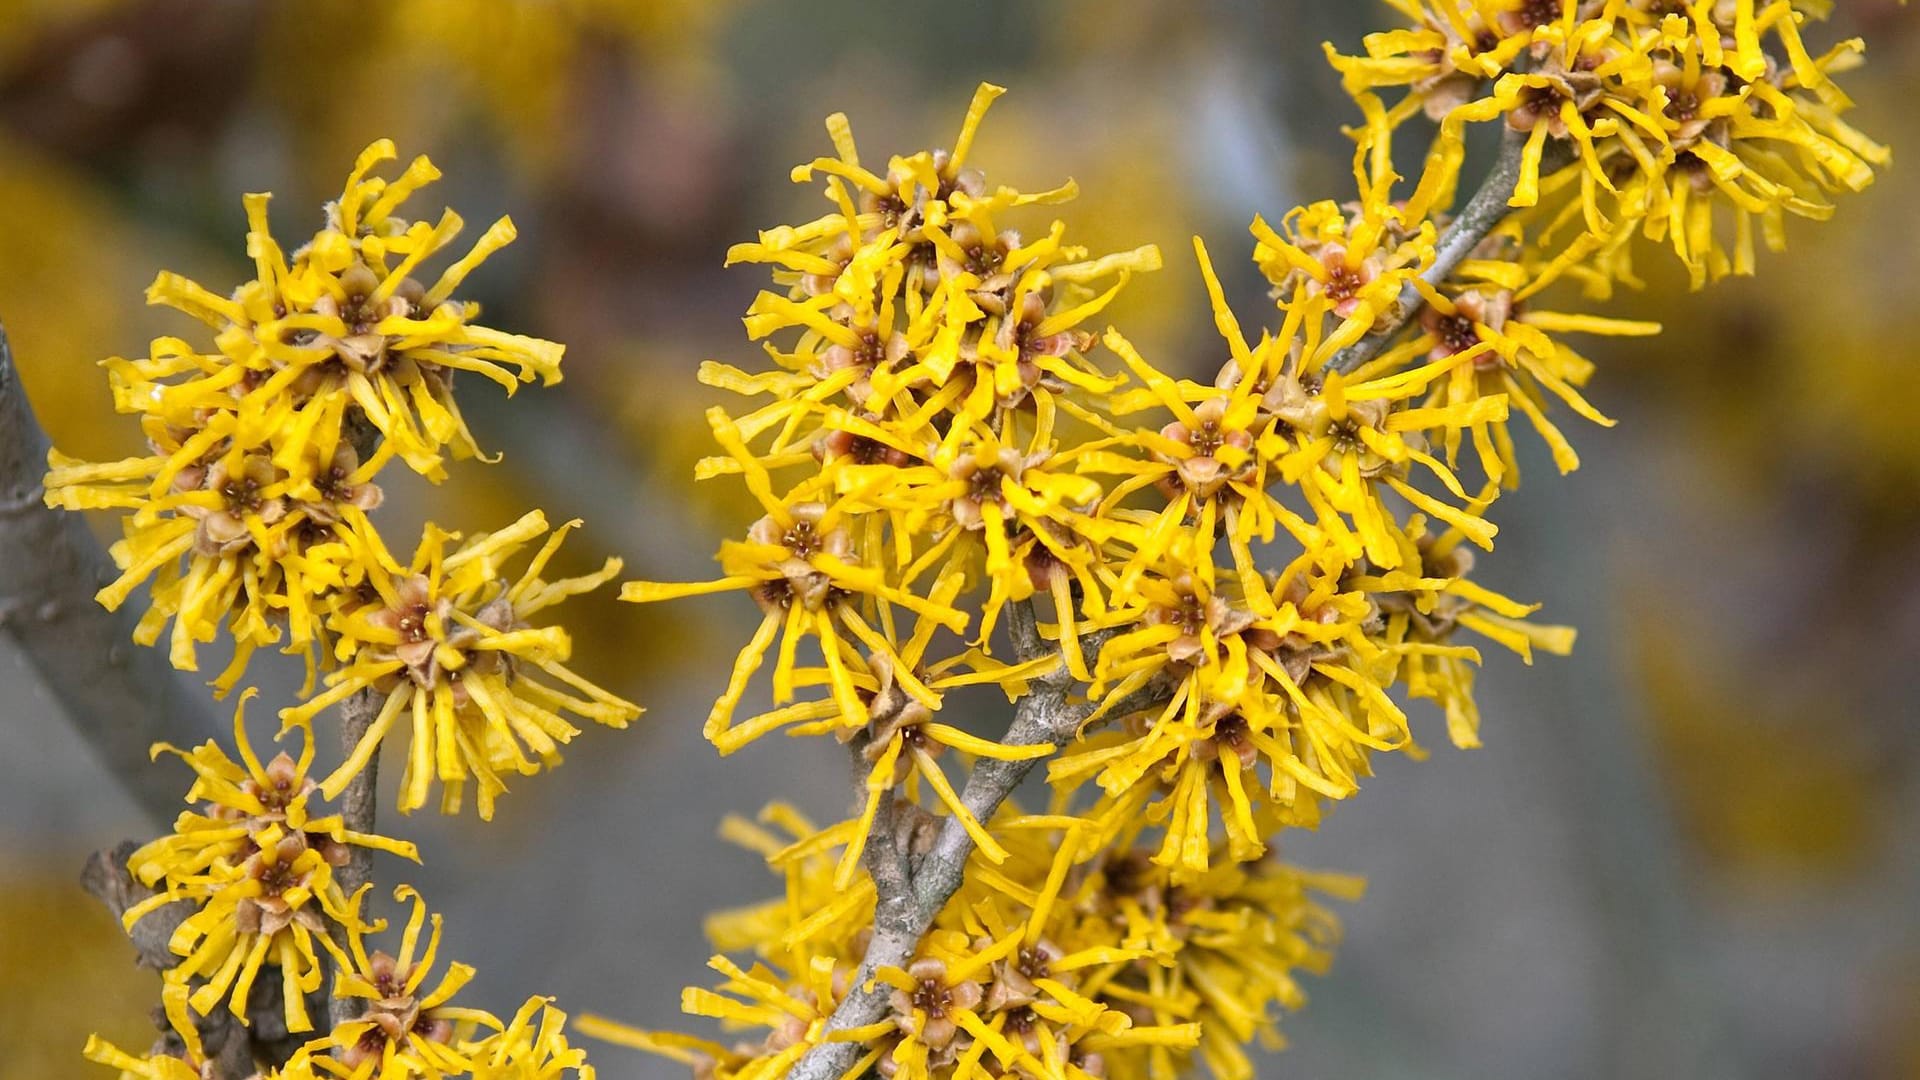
[2,1,1916,1076]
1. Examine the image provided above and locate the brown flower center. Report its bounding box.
[966,465,1004,503]
[1666,89,1701,123]
[395,602,432,643]
[1016,948,1052,981]
[911,979,955,1019]
[1514,0,1561,28]
[755,579,796,611]
[314,464,354,502]
[1170,591,1208,636]
[222,477,264,513]
[1435,314,1480,355]
[1322,265,1364,303]
[1520,83,1569,122]
[257,861,300,896]
[853,332,887,367]
[783,520,824,559]
[1188,420,1225,458]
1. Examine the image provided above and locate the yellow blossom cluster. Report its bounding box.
[583,806,1359,1080]
[609,4,1882,1071]
[302,885,595,1080]
[44,141,638,815]
[1332,0,1888,289]
[53,145,621,1078]
[120,692,418,1039]
[284,510,639,819]
[43,139,563,687]
[86,880,595,1080]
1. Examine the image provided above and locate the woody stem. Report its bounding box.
[1325,124,1575,375]
[0,324,219,823]
[787,602,1164,1080]
[325,690,383,1025]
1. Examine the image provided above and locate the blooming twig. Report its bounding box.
[48,141,616,1080]
[0,325,214,823]
[788,603,1164,1080]
[82,841,314,1079]
[1325,125,1571,374]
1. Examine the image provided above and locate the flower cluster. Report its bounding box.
[59,145,619,1079]
[121,692,418,1038]
[284,510,639,820]
[87,882,596,1080]
[607,6,1881,1071]
[44,139,566,689]
[304,885,595,1079]
[583,807,1359,1080]
[622,83,1160,867]
[46,141,637,817]
[1332,0,1888,289]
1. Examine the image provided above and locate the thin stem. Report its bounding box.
[1325,126,1572,375]
[0,325,216,823]
[83,844,264,1078]
[326,687,383,1026]
[786,603,1160,1080]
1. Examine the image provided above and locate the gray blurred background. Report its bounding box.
[3,1,1917,1076]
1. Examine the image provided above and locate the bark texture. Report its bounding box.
[0,324,215,823]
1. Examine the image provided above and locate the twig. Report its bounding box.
[83,843,258,1078]
[1324,127,1575,375]
[788,737,917,1078]
[326,687,383,1026]
[0,324,216,823]
[786,603,1160,1080]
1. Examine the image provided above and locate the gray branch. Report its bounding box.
[1325,126,1574,375]
[785,604,1159,1080]
[0,324,215,824]
[84,841,320,1077]
[326,687,383,1027]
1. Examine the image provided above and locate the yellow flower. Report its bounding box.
[307,885,496,1078]
[119,691,415,1037]
[624,408,970,744]
[146,139,562,479]
[128,690,419,891]
[153,823,345,1036]
[1056,543,1415,876]
[583,812,1208,1080]
[44,441,393,689]
[636,82,1164,772]
[463,997,598,1080]
[919,419,1113,663]
[1251,189,1439,365]
[837,612,1061,886]
[1411,260,1655,483]
[1268,361,1504,573]
[1366,2,1886,287]
[41,138,573,692]
[284,510,639,820]
[1075,851,1364,1080]
[1351,515,1576,748]
[1090,239,1326,600]
[1324,2,1523,119]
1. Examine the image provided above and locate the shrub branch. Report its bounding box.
[787,603,1166,1080]
[0,324,215,823]
[1326,126,1575,374]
